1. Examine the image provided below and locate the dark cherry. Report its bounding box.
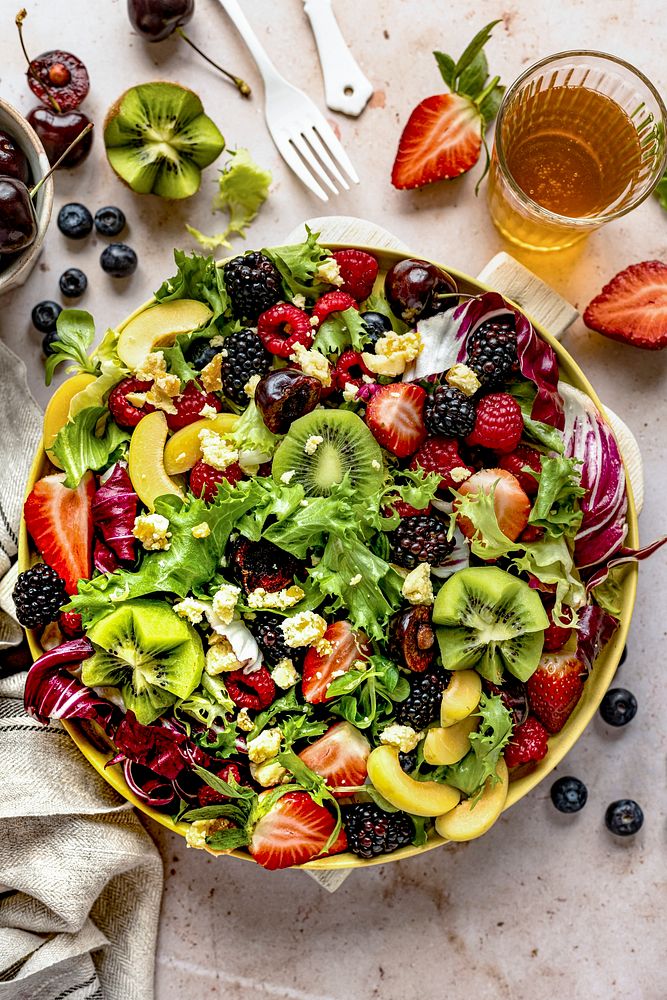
[255,368,321,434]
[27,107,93,169]
[384,258,458,323]
[0,130,29,183]
[390,605,436,673]
[28,50,90,111]
[0,179,37,254]
[127,0,194,41]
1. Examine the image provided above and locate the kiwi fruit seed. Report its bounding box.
[82,600,204,725]
[433,566,549,684]
[103,82,225,199]
[271,408,385,497]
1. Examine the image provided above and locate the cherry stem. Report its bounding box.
[176,29,251,98]
[15,8,63,114]
[30,123,93,198]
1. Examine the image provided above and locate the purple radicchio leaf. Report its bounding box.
[107,711,211,779]
[575,604,619,674]
[92,464,138,562]
[94,537,119,574]
[24,638,118,733]
[585,536,667,593]
[122,759,177,809]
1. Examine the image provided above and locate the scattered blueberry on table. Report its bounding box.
[59,267,87,298]
[605,799,644,837]
[57,202,93,239]
[31,300,61,333]
[599,687,638,727]
[100,242,138,277]
[551,776,588,813]
[94,205,126,237]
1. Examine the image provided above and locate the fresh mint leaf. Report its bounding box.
[44,309,98,385]
[186,148,272,251]
[50,406,130,488]
[444,693,511,799]
[194,765,257,800]
[263,228,331,300]
[205,827,252,851]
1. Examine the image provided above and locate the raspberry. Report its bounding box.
[331,250,379,301]
[226,665,276,710]
[189,459,244,502]
[389,499,431,518]
[333,350,372,390]
[166,381,222,431]
[230,536,301,594]
[59,609,83,636]
[108,377,154,428]
[503,716,549,768]
[498,444,541,495]
[197,761,243,806]
[424,385,476,438]
[257,303,313,358]
[223,252,283,322]
[410,436,473,491]
[312,291,359,325]
[466,392,523,453]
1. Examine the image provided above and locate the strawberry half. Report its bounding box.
[454,467,530,542]
[302,621,371,704]
[583,260,667,350]
[526,652,585,734]
[365,383,427,458]
[298,721,371,796]
[391,21,504,189]
[249,790,337,870]
[24,472,95,594]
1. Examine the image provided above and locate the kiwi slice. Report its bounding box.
[272,409,384,497]
[433,566,549,684]
[104,82,225,200]
[82,600,204,725]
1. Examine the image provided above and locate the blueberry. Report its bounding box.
[187,340,220,371]
[42,329,60,355]
[605,799,644,836]
[59,267,87,298]
[31,299,62,333]
[398,751,417,774]
[94,206,126,237]
[599,687,637,727]
[619,645,628,666]
[57,202,93,239]
[100,243,137,278]
[550,776,588,813]
[361,310,392,353]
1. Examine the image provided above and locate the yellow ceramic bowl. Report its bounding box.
[19,244,637,870]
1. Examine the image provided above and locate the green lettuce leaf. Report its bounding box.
[154,250,230,321]
[510,382,565,453]
[313,307,371,356]
[50,406,130,488]
[44,309,99,385]
[511,535,585,626]
[443,693,512,799]
[263,228,332,300]
[230,399,279,459]
[186,148,271,251]
[450,481,516,560]
[590,566,624,616]
[528,454,585,538]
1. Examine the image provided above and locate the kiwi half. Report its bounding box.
[104,82,225,200]
[82,600,204,725]
[272,409,385,497]
[433,566,549,684]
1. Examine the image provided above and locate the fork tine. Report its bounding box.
[289,132,339,196]
[303,128,350,191]
[275,136,329,202]
[312,118,360,185]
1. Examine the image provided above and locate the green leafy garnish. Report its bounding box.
[450,481,516,561]
[512,535,585,626]
[277,749,342,852]
[528,455,585,538]
[44,309,99,385]
[155,249,230,321]
[328,655,409,730]
[49,406,130,488]
[442,694,512,799]
[186,148,272,251]
[313,307,371,357]
[230,398,279,462]
[263,227,332,300]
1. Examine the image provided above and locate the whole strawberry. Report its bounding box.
[504,716,549,768]
[526,652,585,734]
[391,21,505,189]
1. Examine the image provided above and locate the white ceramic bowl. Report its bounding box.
[0,99,54,296]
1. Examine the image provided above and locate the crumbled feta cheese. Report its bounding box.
[247,727,282,764]
[280,611,328,648]
[450,465,473,484]
[135,351,181,414]
[205,637,241,675]
[380,724,422,753]
[125,391,147,408]
[401,562,434,606]
[362,329,423,376]
[211,583,241,624]
[371,459,382,471]
[315,257,343,287]
[199,403,218,420]
[247,585,305,611]
[200,352,222,392]
[300,500,309,507]
[342,382,359,403]
[289,342,332,386]
[316,638,334,657]
[271,657,299,689]
[136,351,168,382]
[133,513,172,551]
[191,521,211,539]
[186,817,234,850]
[250,760,289,788]
[304,435,324,455]
[198,429,239,471]
[445,363,481,396]
[173,597,209,624]
[280,469,296,484]
[292,293,306,309]
[236,707,254,732]
[310,315,320,328]
[244,374,261,398]
[349,574,362,586]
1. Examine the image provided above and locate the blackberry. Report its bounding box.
[345,802,414,859]
[424,385,476,438]
[187,340,220,372]
[252,613,305,667]
[223,252,282,323]
[390,514,454,570]
[220,329,271,404]
[396,669,447,730]
[466,317,517,387]
[12,564,68,630]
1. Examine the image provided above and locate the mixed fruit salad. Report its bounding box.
[18,233,654,869]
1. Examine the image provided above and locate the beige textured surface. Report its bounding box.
[1,1,666,997]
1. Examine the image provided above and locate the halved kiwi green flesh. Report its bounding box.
[433,566,549,684]
[103,82,225,199]
[82,600,204,725]
[271,409,385,497]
